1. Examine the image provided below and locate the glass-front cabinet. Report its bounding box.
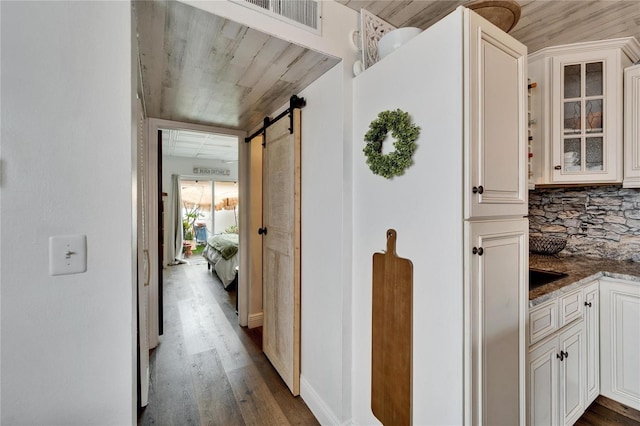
[528,38,640,186]
[561,62,604,172]
[552,49,620,183]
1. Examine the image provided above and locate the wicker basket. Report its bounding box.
[529,236,567,255]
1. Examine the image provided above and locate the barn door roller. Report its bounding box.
[244,95,306,143]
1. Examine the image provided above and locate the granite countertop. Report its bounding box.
[529,254,640,306]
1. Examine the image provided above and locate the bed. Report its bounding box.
[202,233,239,288]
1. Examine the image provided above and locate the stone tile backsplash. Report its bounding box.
[529,186,640,261]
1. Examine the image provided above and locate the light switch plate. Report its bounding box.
[49,234,87,276]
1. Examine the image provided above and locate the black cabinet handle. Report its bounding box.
[585,301,592,307]
[563,350,568,359]
[554,165,562,170]
[472,185,484,194]
[258,227,267,235]
[557,352,564,361]
[472,247,484,256]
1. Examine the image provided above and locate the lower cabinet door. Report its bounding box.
[558,321,585,426]
[529,339,559,426]
[467,219,527,425]
[600,279,640,410]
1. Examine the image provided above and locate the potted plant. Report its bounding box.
[183,203,203,241]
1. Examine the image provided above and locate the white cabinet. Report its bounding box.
[528,38,640,185]
[529,321,584,426]
[600,278,640,410]
[467,219,528,425]
[464,12,528,425]
[559,289,583,328]
[529,298,559,345]
[583,281,599,406]
[558,321,585,425]
[529,337,558,426]
[528,281,598,425]
[465,10,527,219]
[624,64,640,187]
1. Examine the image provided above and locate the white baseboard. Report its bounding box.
[300,376,351,426]
[248,312,263,328]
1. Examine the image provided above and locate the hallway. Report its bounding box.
[138,262,318,425]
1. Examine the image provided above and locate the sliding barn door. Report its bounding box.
[262,110,301,395]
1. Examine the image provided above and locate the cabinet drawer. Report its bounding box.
[530,299,558,345]
[559,289,583,327]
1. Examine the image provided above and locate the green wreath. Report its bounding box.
[363,109,420,179]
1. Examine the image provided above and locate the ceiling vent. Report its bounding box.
[232,0,321,34]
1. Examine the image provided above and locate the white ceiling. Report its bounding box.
[162,129,238,161]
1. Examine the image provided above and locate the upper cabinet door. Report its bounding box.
[624,64,640,188]
[551,49,621,183]
[465,9,528,219]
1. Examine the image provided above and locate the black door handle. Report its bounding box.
[472,185,484,194]
[258,227,267,235]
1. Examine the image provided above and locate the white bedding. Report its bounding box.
[203,242,239,288]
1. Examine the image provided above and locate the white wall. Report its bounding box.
[297,63,348,424]
[257,62,354,425]
[0,2,134,424]
[352,12,465,425]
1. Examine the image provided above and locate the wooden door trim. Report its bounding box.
[248,134,264,328]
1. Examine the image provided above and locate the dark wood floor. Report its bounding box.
[138,261,319,426]
[576,396,640,426]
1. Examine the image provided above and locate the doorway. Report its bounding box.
[138,120,246,408]
[159,125,242,293]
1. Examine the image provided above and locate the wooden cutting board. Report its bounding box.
[371,229,413,426]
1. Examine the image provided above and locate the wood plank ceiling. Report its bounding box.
[136,0,639,133]
[338,0,640,54]
[135,0,339,132]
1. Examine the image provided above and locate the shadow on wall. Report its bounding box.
[529,186,640,261]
